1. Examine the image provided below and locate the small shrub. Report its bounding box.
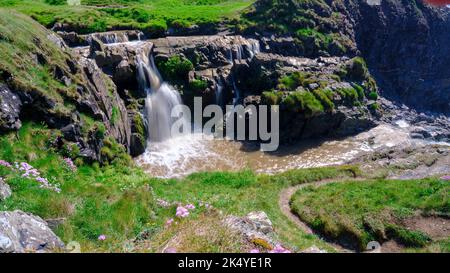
[157,56,193,82]
[368,103,379,111]
[368,91,378,101]
[189,79,208,93]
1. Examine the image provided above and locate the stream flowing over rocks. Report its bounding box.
[0,0,448,175]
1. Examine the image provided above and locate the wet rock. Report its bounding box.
[0,210,64,253]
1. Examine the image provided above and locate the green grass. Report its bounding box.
[0,0,254,34]
[290,179,450,251]
[0,9,78,114]
[0,122,361,252]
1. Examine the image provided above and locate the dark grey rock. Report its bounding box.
[0,84,22,132]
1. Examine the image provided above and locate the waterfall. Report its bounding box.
[215,79,224,106]
[225,39,260,105]
[137,51,184,142]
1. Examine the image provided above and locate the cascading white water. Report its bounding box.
[215,79,224,106]
[137,50,184,142]
[225,40,261,105]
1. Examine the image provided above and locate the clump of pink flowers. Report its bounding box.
[64,158,77,172]
[269,245,291,253]
[164,247,177,253]
[157,198,171,208]
[185,204,195,210]
[165,218,174,227]
[440,175,450,181]
[0,160,12,169]
[98,234,107,241]
[249,249,260,253]
[0,159,60,193]
[176,206,189,218]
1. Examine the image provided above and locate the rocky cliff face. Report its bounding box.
[243,0,450,114]
[0,11,132,162]
[339,0,450,114]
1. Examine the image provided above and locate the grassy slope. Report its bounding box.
[0,0,254,33]
[0,9,78,115]
[291,179,450,252]
[0,123,360,252]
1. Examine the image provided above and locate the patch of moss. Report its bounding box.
[312,89,334,111]
[347,57,368,80]
[282,90,324,117]
[261,91,283,105]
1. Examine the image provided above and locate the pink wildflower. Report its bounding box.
[0,160,12,168]
[440,175,450,181]
[165,218,174,226]
[185,204,195,210]
[64,158,77,172]
[249,249,260,253]
[175,206,189,218]
[269,245,291,253]
[98,235,107,241]
[157,199,171,208]
[164,248,177,253]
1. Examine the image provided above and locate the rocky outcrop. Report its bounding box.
[0,12,133,161]
[58,30,145,47]
[337,0,450,114]
[224,211,278,248]
[0,210,64,253]
[0,178,11,201]
[0,84,22,132]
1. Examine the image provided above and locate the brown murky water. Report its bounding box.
[135,123,424,178]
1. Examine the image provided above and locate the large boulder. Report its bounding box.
[0,210,64,253]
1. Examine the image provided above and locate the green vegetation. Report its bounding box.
[278,71,312,91]
[261,91,283,105]
[156,55,194,82]
[189,78,208,93]
[337,87,360,104]
[368,91,378,101]
[291,179,449,251]
[0,10,78,115]
[283,91,324,116]
[0,122,362,252]
[240,0,351,56]
[0,0,253,34]
[346,57,368,80]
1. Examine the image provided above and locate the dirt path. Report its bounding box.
[279,178,359,253]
